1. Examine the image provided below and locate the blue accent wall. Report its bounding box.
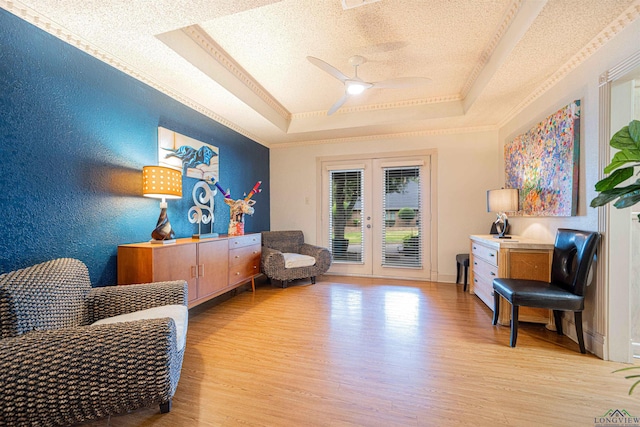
[0,9,270,286]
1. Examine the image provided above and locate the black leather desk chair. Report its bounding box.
[492,229,600,353]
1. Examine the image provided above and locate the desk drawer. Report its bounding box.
[472,271,495,310]
[472,242,498,266]
[473,257,498,282]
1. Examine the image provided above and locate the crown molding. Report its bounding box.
[498,1,640,128]
[292,95,462,119]
[460,0,523,99]
[0,0,269,147]
[182,25,290,121]
[271,124,498,149]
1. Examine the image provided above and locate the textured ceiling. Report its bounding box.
[3,0,640,147]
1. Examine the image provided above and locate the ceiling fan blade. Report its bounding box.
[307,56,349,82]
[327,93,349,115]
[371,77,431,89]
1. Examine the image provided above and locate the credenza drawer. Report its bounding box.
[229,243,261,285]
[229,259,260,285]
[229,244,261,267]
[229,234,261,249]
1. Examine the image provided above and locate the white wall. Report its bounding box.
[499,21,640,240]
[270,130,499,282]
[497,18,640,359]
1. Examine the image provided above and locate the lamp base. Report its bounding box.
[150,239,177,245]
[151,207,176,241]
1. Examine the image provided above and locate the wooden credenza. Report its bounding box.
[469,235,554,326]
[118,233,261,308]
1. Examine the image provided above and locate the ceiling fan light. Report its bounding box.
[346,81,367,95]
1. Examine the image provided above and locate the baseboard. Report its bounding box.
[324,271,459,284]
[561,317,606,359]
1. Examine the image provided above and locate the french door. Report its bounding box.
[320,154,431,280]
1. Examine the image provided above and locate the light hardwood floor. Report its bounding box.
[86,276,639,426]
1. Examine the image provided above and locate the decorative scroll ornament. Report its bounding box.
[188,181,218,239]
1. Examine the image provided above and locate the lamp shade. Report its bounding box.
[142,166,182,199]
[487,188,519,213]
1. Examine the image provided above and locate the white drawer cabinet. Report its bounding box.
[469,235,554,326]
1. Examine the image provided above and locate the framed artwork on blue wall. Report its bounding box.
[158,126,219,183]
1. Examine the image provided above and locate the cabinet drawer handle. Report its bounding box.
[236,272,240,275]
[191,265,198,279]
[199,264,205,277]
[490,272,495,276]
[489,253,495,257]
[474,261,477,265]
[473,246,476,250]
[235,255,240,259]
[474,278,478,283]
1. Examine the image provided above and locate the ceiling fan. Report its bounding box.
[307,55,431,115]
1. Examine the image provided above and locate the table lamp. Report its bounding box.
[143,166,182,243]
[487,188,519,239]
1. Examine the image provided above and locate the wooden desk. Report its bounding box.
[469,235,554,326]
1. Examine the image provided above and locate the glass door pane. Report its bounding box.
[381,167,421,268]
[329,169,364,263]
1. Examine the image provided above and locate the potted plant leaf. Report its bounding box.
[590,119,640,216]
[590,119,640,395]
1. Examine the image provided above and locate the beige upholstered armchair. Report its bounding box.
[0,258,188,426]
[261,230,332,287]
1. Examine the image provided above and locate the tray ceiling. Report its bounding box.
[2,0,639,147]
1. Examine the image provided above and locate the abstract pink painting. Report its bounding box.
[504,100,580,216]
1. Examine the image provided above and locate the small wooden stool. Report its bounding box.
[456,253,469,291]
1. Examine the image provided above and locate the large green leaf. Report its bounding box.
[592,121,640,212]
[614,189,640,209]
[591,190,626,207]
[604,149,640,174]
[590,180,640,207]
[610,126,634,149]
[594,167,634,191]
[629,119,640,144]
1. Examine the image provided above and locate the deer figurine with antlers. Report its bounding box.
[217,180,262,236]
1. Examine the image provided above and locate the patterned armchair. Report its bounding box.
[0,258,188,426]
[261,230,332,287]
